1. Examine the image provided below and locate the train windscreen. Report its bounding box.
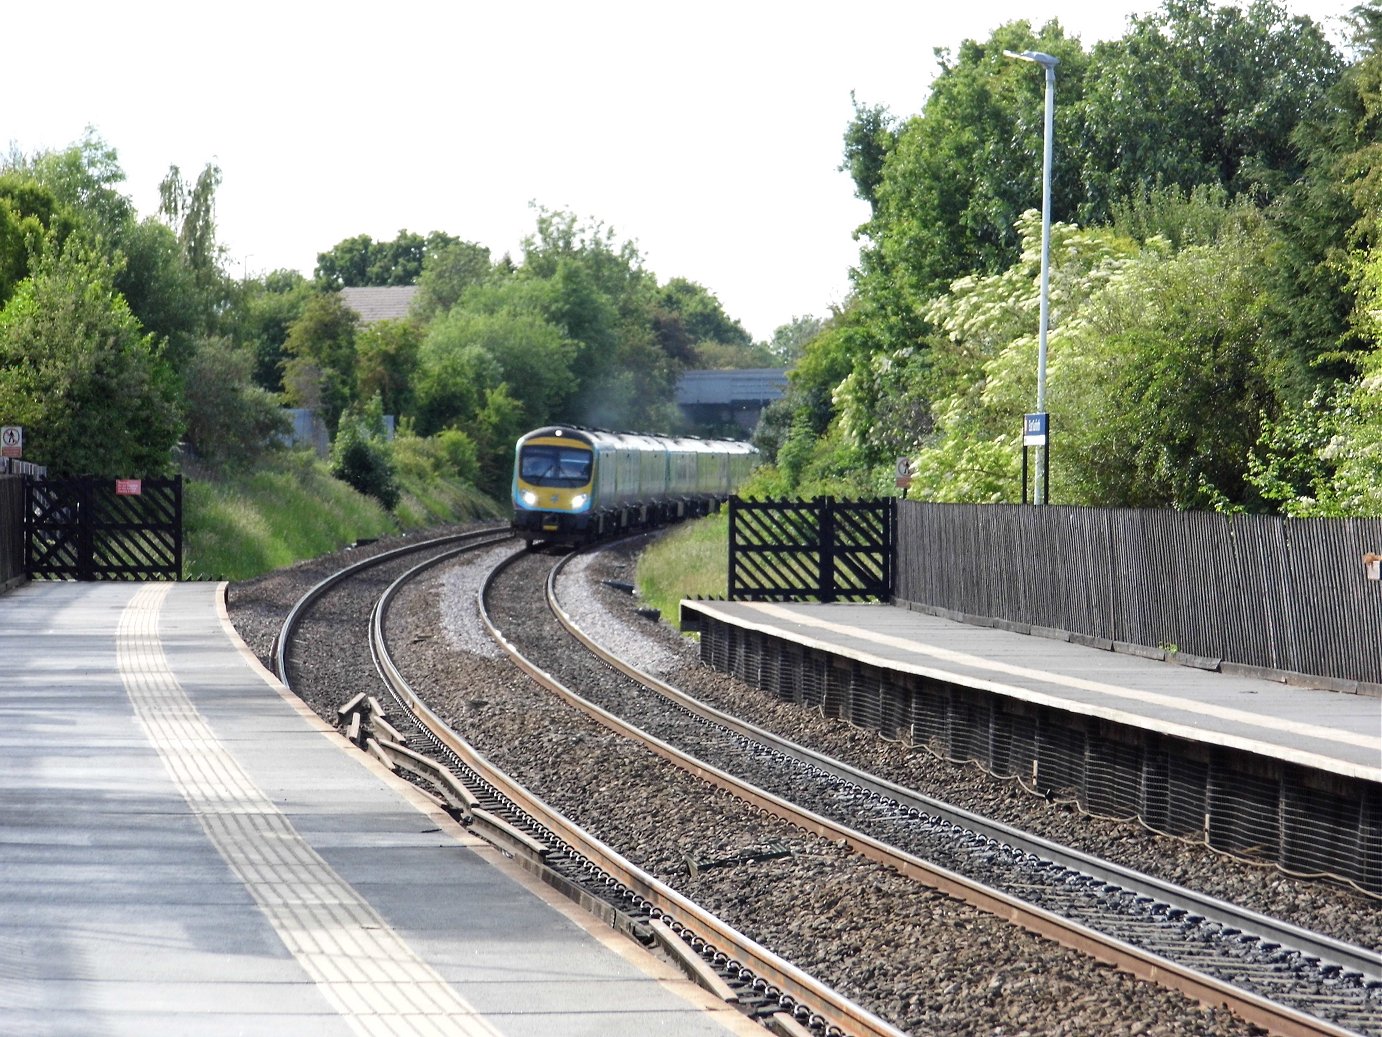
[519,444,592,487]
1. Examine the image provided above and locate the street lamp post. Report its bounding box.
[1004,49,1058,505]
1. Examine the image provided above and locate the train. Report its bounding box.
[511,425,758,545]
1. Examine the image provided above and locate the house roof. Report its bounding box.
[340,285,418,325]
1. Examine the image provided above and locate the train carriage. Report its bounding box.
[511,425,756,545]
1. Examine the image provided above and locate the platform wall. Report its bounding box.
[698,615,1382,896]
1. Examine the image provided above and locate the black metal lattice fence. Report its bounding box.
[727,496,894,602]
[25,476,182,581]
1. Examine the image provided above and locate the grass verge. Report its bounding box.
[635,511,729,630]
[183,451,501,581]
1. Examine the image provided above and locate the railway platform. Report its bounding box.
[0,580,762,1037]
[682,599,1382,893]
[682,599,1381,780]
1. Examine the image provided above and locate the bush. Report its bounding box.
[330,396,399,510]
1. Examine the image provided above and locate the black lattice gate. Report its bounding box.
[727,496,894,602]
[25,476,182,580]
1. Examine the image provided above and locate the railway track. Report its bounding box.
[272,530,876,1036]
[496,546,1382,1037]
[259,530,1380,1037]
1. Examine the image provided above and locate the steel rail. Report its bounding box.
[549,549,1382,984]
[363,544,907,1037]
[521,549,1371,1037]
[272,526,512,683]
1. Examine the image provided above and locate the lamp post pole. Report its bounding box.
[1004,49,1058,505]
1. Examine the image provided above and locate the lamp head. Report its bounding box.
[1003,49,1059,68]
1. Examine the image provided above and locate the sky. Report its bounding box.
[4,1,1363,342]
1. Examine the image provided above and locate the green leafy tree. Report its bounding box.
[1077,0,1342,222]
[514,209,680,428]
[414,297,573,434]
[412,330,502,435]
[330,395,399,509]
[841,94,896,215]
[657,278,751,351]
[1263,2,1380,405]
[180,335,290,473]
[230,269,313,393]
[0,173,75,307]
[114,218,202,367]
[413,239,493,319]
[1058,212,1276,509]
[765,315,824,366]
[860,20,1089,305]
[0,240,181,474]
[158,162,224,291]
[281,291,359,434]
[889,214,1139,502]
[30,129,134,245]
[316,229,462,288]
[356,318,421,419]
[1250,5,1382,514]
[472,383,527,496]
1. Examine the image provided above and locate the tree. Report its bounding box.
[878,214,1140,502]
[1250,5,1382,514]
[1076,0,1342,222]
[158,162,224,290]
[413,301,574,433]
[180,335,290,473]
[230,269,313,393]
[330,395,399,509]
[31,129,134,245]
[0,240,181,475]
[413,239,493,319]
[841,94,896,215]
[114,218,202,369]
[315,229,462,288]
[657,278,751,351]
[765,315,824,366]
[1263,1,1380,403]
[1058,212,1276,509]
[412,330,501,436]
[0,173,76,307]
[281,291,359,434]
[356,318,421,419]
[859,20,1090,304]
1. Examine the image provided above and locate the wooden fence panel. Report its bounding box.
[0,476,23,587]
[896,502,1382,687]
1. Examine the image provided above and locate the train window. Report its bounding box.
[520,445,592,486]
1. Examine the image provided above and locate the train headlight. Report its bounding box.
[521,490,539,507]
[570,493,589,509]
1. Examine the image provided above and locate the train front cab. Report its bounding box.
[512,428,597,544]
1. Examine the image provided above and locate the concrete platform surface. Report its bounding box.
[684,600,1382,783]
[0,581,761,1036]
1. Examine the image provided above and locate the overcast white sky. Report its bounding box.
[4,1,1360,341]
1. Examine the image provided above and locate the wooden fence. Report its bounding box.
[0,476,23,589]
[894,502,1382,689]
